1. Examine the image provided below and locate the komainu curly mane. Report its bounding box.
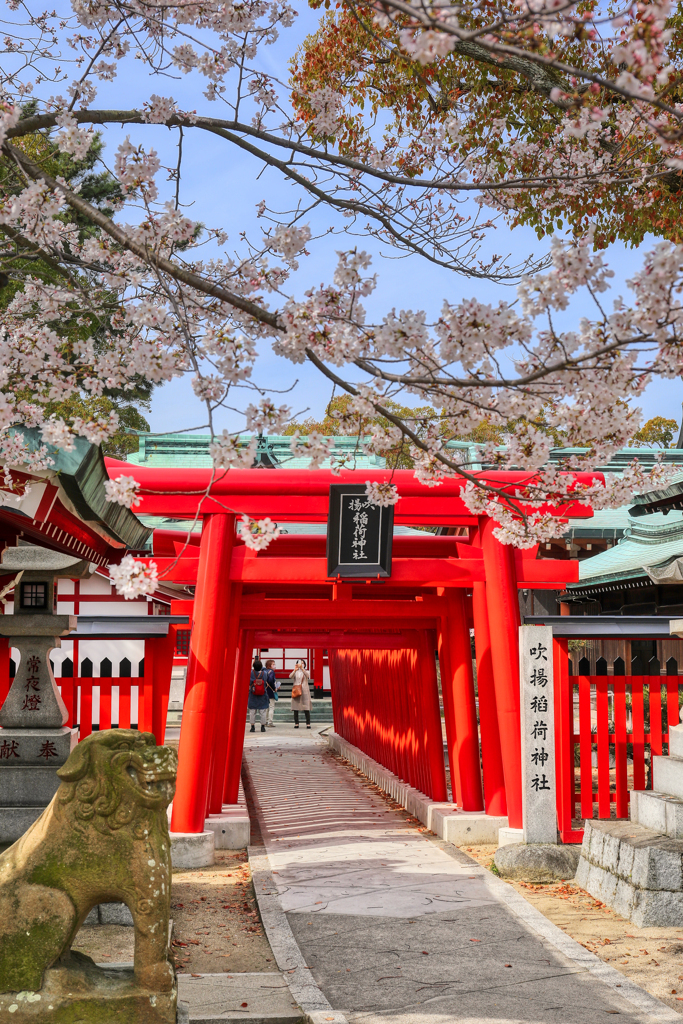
[56,729,177,836]
[0,729,177,998]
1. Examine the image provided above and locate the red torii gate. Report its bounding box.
[107,462,593,834]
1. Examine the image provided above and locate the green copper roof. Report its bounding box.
[572,510,683,588]
[126,433,386,470]
[127,432,683,475]
[629,471,683,514]
[9,427,151,551]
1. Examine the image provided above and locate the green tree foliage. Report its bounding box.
[283,395,436,467]
[628,416,680,449]
[284,396,570,466]
[290,2,683,249]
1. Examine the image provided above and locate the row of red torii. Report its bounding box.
[107,462,591,834]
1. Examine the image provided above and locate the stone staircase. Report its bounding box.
[271,698,334,723]
[631,728,683,836]
[576,711,683,926]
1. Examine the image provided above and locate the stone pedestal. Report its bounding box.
[575,715,683,924]
[0,727,77,844]
[0,952,177,1023]
[170,830,215,869]
[0,626,78,844]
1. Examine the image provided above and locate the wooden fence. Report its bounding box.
[0,631,176,745]
[555,638,683,842]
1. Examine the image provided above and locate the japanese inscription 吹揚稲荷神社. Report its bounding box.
[519,624,557,844]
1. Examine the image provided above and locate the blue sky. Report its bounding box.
[67,3,683,437]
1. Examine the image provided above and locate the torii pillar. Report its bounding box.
[479,516,523,829]
[171,513,235,834]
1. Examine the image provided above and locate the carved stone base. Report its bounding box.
[0,952,177,1023]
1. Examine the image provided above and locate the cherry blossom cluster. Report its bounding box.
[238,515,281,550]
[306,87,343,137]
[104,475,142,509]
[109,554,159,599]
[245,399,292,434]
[365,481,400,506]
[288,432,337,470]
[209,434,258,470]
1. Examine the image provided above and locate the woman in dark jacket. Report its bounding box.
[248,658,270,733]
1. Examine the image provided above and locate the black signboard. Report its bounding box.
[326,484,393,578]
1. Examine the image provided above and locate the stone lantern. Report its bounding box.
[0,545,95,843]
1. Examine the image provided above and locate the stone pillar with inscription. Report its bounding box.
[519,624,556,845]
[493,624,581,882]
[0,545,95,844]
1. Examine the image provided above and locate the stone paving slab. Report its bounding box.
[101,968,303,1024]
[177,972,303,1024]
[244,732,679,1024]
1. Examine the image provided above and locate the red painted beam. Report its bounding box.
[107,462,600,499]
[109,463,598,521]
[514,553,579,586]
[134,494,592,524]
[144,549,578,589]
[151,529,578,585]
[135,494,482,523]
[240,596,443,620]
[253,631,411,648]
[239,555,484,585]
[151,531,483,559]
[144,552,485,585]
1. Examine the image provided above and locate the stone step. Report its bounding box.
[179,972,303,1024]
[670,723,683,758]
[98,969,303,1024]
[0,766,60,806]
[576,817,683,926]
[631,789,683,838]
[271,707,333,722]
[652,753,683,800]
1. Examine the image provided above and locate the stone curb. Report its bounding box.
[329,734,680,1024]
[325,731,507,844]
[247,846,348,1024]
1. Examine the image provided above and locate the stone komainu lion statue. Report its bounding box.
[0,729,177,994]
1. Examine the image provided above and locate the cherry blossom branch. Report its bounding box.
[6,110,675,193]
[1,141,282,331]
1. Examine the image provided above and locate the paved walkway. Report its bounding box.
[244,728,678,1024]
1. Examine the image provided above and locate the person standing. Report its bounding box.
[290,659,312,729]
[248,658,270,733]
[265,659,278,727]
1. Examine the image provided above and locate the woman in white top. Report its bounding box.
[289,659,312,729]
